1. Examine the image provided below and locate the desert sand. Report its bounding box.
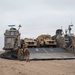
[0,52,75,75]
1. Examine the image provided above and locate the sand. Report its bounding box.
[0,52,75,75]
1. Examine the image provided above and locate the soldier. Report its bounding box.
[17,46,23,61]
[21,40,25,58]
[24,46,30,62]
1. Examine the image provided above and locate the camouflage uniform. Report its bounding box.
[18,47,23,60]
[24,48,30,62]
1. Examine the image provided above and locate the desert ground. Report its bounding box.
[0,51,75,75]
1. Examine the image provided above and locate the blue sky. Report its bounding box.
[0,0,75,50]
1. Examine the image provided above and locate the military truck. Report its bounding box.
[24,38,37,48]
[36,34,57,47]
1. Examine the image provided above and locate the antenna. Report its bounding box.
[61,26,62,29]
[65,29,68,35]
[18,24,22,31]
[68,23,73,36]
[61,26,64,35]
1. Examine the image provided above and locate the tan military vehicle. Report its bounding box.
[36,34,57,47]
[24,38,37,47]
